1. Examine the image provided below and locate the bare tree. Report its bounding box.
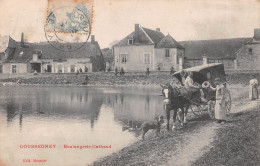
[109,40,119,48]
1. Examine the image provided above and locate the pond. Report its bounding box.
[0,86,165,166]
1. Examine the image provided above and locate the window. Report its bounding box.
[12,65,17,73]
[144,53,150,64]
[128,39,133,45]
[47,65,52,72]
[119,54,128,64]
[165,49,170,57]
[248,48,252,53]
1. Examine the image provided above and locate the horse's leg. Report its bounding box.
[166,109,170,131]
[142,129,148,140]
[172,109,177,130]
[183,104,189,124]
[179,107,185,126]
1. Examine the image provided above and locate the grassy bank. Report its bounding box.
[192,107,260,166]
[0,72,259,86]
[92,114,213,166]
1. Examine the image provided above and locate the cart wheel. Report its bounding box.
[189,104,203,117]
[207,100,215,119]
[225,89,232,115]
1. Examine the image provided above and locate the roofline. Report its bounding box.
[235,37,254,54]
[113,43,155,47]
[179,37,251,43]
[140,26,154,44]
[185,57,235,60]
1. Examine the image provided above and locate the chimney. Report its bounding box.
[91,35,95,44]
[134,24,139,44]
[21,32,24,47]
[156,28,160,32]
[254,28,260,39]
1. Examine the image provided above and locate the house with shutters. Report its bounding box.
[113,24,184,71]
[1,34,105,73]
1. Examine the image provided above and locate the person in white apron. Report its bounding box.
[210,78,227,124]
[249,75,259,100]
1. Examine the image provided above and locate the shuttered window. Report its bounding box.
[144,54,150,64]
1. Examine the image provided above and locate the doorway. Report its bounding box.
[47,65,52,73]
[31,63,41,73]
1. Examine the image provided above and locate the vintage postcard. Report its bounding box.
[0,0,259,166]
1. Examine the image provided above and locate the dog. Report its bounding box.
[140,116,164,140]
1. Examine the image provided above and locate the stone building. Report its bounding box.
[113,24,184,71]
[1,34,105,73]
[235,28,260,71]
[180,38,250,69]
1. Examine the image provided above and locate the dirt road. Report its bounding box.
[93,85,260,166]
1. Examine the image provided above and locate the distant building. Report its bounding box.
[101,48,114,71]
[235,28,260,71]
[180,38,250,69]
[1,34,105,73]
[113,24,184,71]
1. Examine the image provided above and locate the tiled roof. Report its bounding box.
[157,34,184,49]
[5,40,103,63]
[114,25,165,46]
[142,27,165,44]
[180,38,251,60]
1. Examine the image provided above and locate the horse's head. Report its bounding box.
[161,84,175,104]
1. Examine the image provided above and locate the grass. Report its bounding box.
[192,108,260,166]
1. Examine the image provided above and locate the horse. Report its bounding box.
[161,84,190,131]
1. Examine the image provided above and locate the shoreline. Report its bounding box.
[0,72,258,88]
[92,89,259,166]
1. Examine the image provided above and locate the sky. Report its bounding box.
[0,0,259,48]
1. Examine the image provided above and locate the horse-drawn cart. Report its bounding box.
[173,63,231,119]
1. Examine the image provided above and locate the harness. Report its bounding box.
[163,85,201,106]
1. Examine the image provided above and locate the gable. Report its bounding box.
[114,26,165,47]
[157,34,183,49]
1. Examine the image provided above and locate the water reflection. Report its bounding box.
[0,86,165,165]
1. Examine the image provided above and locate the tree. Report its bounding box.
[109,40,119,48]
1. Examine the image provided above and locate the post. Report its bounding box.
[179,57,183,70]
[234,59,237,69]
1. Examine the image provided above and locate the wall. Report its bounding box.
[114,45,154,71]
[154,48,178,71]
[3,63,27,73]
[184,59,234,69]
[184,59,203,68]
[41,58,92,73]
[236,43,260,70]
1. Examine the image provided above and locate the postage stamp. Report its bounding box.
[44,0,93,52]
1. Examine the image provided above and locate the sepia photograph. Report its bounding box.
[0,0,259,165]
